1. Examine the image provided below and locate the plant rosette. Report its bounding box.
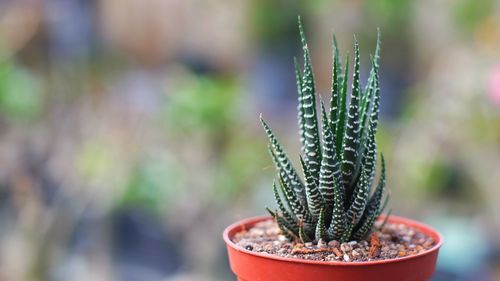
[224,215,442,281]
[223,18,443,281]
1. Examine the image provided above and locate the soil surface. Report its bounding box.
[233,220,436,262]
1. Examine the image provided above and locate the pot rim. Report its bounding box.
[223,215,443,267]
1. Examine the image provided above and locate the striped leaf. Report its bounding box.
[339,222,354,243]
[345,166,371,226]
[351,209,378,241]
[342,38,361,190]
[272,181,298,232]
[300,157,324,218]
[367,154,386,212]
[267,208,298,241]
[345,121,377,224]
[315,208,326,241]
[277,173,314,226]
[354,56,380,184]
[298,17,322,183]
[318,100,342,209]
[261,117,307,206]
[298,220,312,243]
[335,54,349,158]
[361,29,381,116]
[352,156,387,240]
[294,57,306,152]
[327,176,347,240]
[329,35,342,136]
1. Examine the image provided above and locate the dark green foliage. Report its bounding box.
[261,19,389,243]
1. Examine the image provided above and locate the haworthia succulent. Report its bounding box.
[262,19,389,243]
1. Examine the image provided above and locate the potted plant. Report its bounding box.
[223,18,442,281]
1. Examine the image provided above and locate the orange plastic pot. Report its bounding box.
[223,215,442,281]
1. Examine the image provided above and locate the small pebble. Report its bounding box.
[252,229,264,236]
[343,254,350,262]
[340,243,352,252]
[402,236,411,242]
[317,239,327,248]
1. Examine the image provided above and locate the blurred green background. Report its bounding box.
[0,0,499,280]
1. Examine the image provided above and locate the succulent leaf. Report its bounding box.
[294,57,306,151]
[299,220,312,243]
[300,156,324,218]
[315,208,327,241]
[268,208,298,240]
[272,181,298,231]
[318,100,342,209]
[277,171,314,226]
[329,35,342,135]
[342,38,361,190]
[261,117,308,206]
[335,54,349,158]
[298,17,322,184]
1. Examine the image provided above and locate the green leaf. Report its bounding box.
[315,208,326,241]
[354,56,380,185]
[345,122,377,224]
[277,172,314,226]
[342,38,361,190]
[298,17,322,184]
[261,117,307,206]
[327,177,347,240]
[268,208,298,240]
[318,100,342,209]
[339,222,354,243]
[299,219,312,243]
[294,57,306,152]
[272,181,298,232]
[329,35,342,136]
[335,54,349,158]
[351,155,387,239]
[300,156,324,218]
